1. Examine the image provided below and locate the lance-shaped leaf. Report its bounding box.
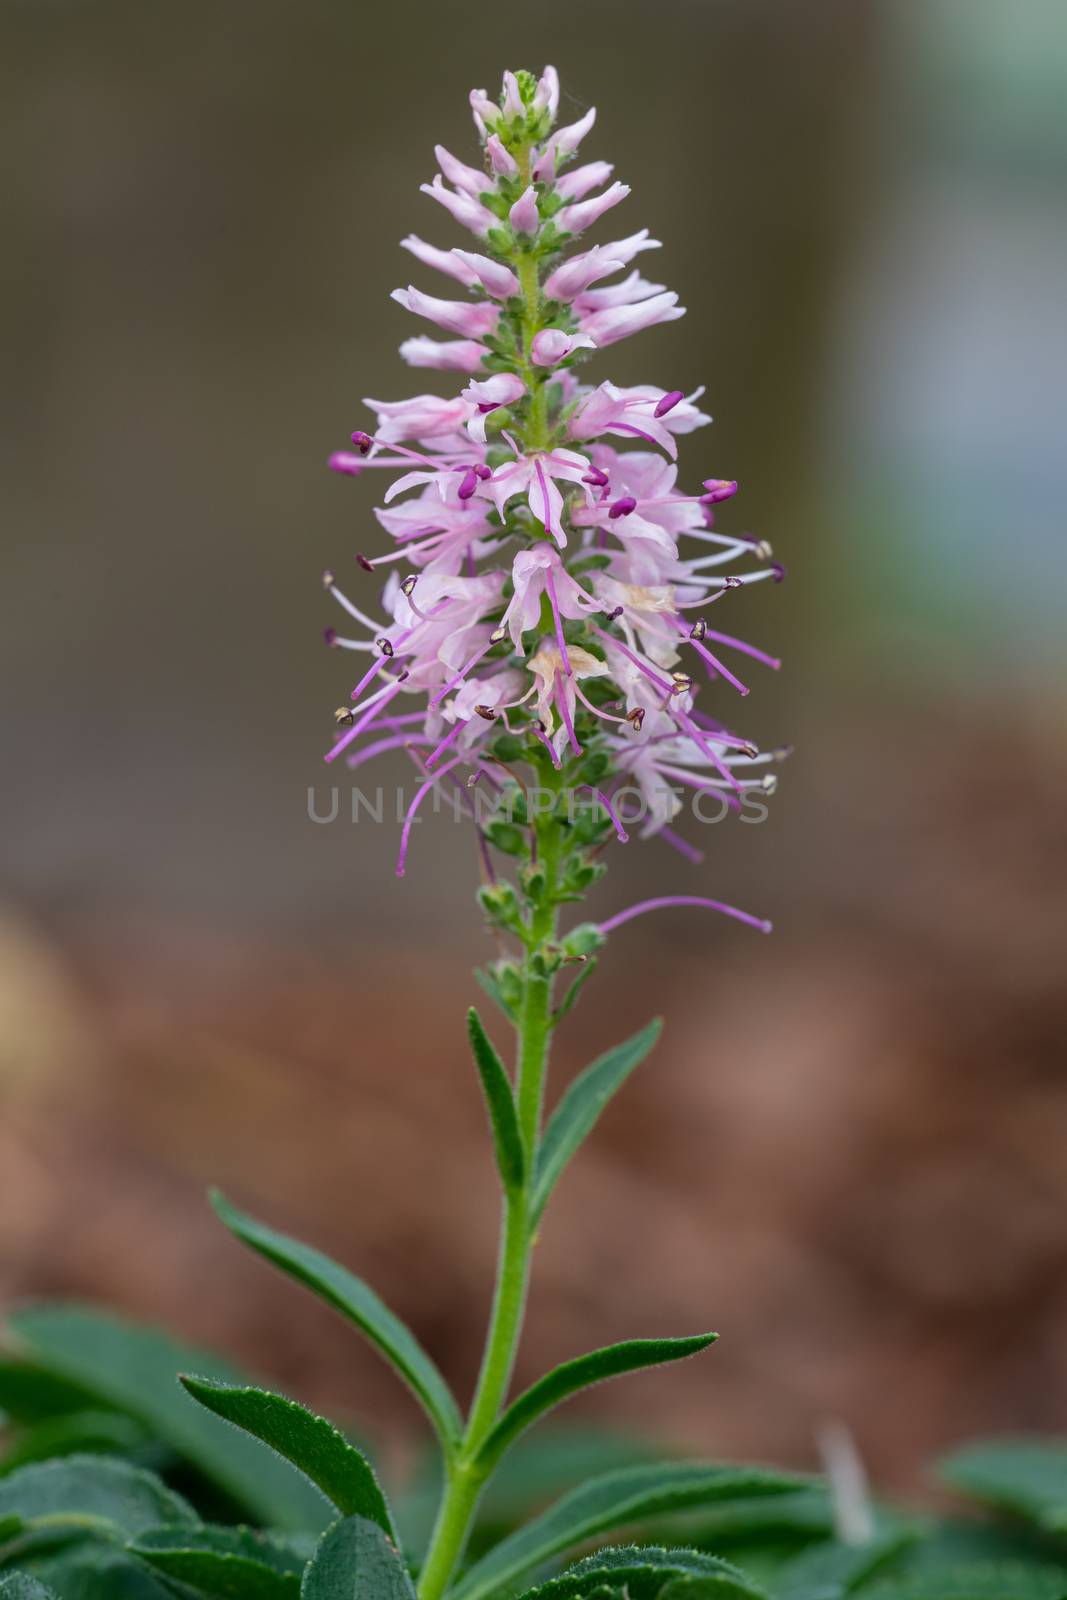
[131,1522,306,1599]
[475,1335,718,1472]
[939,1439,1067,1534]
[302,1514,416,1600]
[532,1019,662,1223]
[180,1378,394,1537]
[451,1460,810,1600]
[513,1545,766,1600]
[6,1304,330,1531]
[467,1008,524,1190]
[211,1193,462,1451]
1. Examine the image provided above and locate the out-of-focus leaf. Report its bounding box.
[773,1528,912,1598]
[7,1306,330,1533]
[211,1195,462,1453]
[9,1539,185,1598]
[940,1440,1067,1534]
[477,1338,717,1472]
[452,1462,811,1600]
[513,1544,766,1600]
[0,1364,102,1426]
[0,1455,195,1542]
[180,1379,390,1536]
[860,1560,1067,1598]
[532,1020,661,1223]
[131,1522,306,1598]
[301,1515,414,1600]
[0,1577,59,1598]
[0,1411,152,1477]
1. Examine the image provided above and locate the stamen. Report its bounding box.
[544,568,572,675]
[609,496,636,518]
[698,628,781,670]
[580,785,629,843]
[425,719,466,767]
[529,721,563,769]
[702,479,738,504]
[334,706,355,726]
[660,826,704,864]
[396,754,465,877]
[428,638,495,705]
[670,615,749,695]
[555,681,582,757]
[597,895,771,936]
[653,389,685,417]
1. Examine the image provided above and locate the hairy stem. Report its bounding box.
[417,814,562,1600]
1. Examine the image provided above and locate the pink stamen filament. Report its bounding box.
[396,754,466,877]
[698,629,781,669]
[429,638,495,706]
[425,718,467,767]
[580,785,629,843]
[529,722,562,768]
[659,826,704,864]
[326,678,407,764]
[543,568,571,675]
[555,681,582,757]
[597,895,772,936]
[669,615,749,695]
[345,733,432,773]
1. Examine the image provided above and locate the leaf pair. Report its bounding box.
[467,1007,662,1222]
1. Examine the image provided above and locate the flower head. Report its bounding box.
[323,65,783,931]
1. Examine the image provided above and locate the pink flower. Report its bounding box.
[391,285,500,339]
[400,234,479,287]
[461,372,526,440]
[399,337,489,373]
[509,186,540,237]
[567,382,707,457]
[528,642,610,757]
[498,544,596,651]
[557,181,630,236]
[363,392,474,444]
[450,250,520,299]
[578,291,684,346]
[485,134,518,176]
[555,161,615,202]
[544,246,627,301]
[574,271,666,312]
[482,447,593,546]
[530,329,597,365]
[420,175,495,236]
[434,144,488,199]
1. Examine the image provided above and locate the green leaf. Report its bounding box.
[0,1410,153,1477]
[210,1194,462,1453]
[532,1020,662,1223]
[6,1305,330,1533]
[131,1522,306,1598]
[860,1561,1067,1598]
[467,1008,524,1190]
[179,1379,393,1537]
[476,1337,718,1472]
[552,960,599,1027]
[0,1578,59,1599]
[9,1540,183,1598]
[0,1455,195,1542]
[774,1529,912,1598]
[451,1462,811,1600]
[940,1440,1067,1535]
[0,1363,102,1426]
[516,1545,766,1600]
[301,1515,415,1600]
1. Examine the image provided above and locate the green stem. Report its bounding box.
[418,820,561,1600]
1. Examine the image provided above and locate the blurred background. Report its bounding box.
[2,0,1066,1503]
